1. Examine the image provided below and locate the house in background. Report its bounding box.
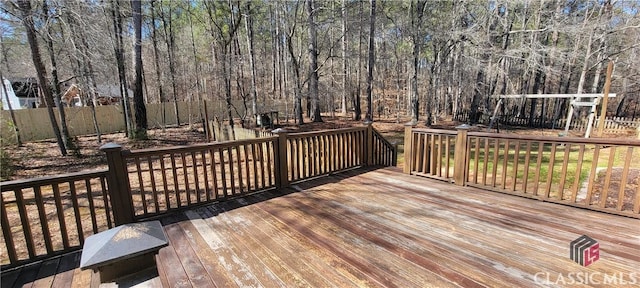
[1,77,40,110]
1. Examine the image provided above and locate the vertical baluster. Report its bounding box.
[472,137,480,183]
[147,157,159,212]
[482,138,489,185]
[68,181,84,245]
[52,184,70,249]
[33,186,53,253]
[135,157,147,214]
[84,180,98,234]
[235,146,243,194]
[421,134,428,173]
[501,140,509,190]
[511,141,520,191]
[181,153,191,205]
[1,193,18,264]
[544,143,557,198]
[491,139,500,187]
[309,137,315,176]
[600,146,617,208]
[200,151,211,201]
[252,143,259,186]
[570,145,586,203]
[532,142,544,196]
[445,135,451,178]
[266,141,273,187]
[191,151,201,202]
[617,147,633,211]
[219,148,228,198]
[585,145,601,206]
[522,141,532,194]
[170,154,181,207]
[436,134,442,177]
[258,143,266,188]
[243,144,251,191]
[288,140,295,182]
[210,149,219,200]
[158,155,170,210]
[14,188,35,258]
[99,177,113,228]
[228,147,236,195]
[557,144,571,199]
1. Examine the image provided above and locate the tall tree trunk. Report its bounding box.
[364,0,376,122]
[410,0,426,122]
[132,0,147,139]
[109,0,133,137]
[160,3,180,125]
[187,4,204,124]
[18,0,67,156]
[341,0,348,116]
[245,3,259,119]
[307,0,322,122]
[354,0,364,121]
[150,0,166,128]
[43,0,75,153]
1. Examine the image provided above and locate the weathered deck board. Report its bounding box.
[3,167,639,287]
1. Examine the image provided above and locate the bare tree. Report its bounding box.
[17,0,66,155]
[365,0,376,122]
[307,0,322,122]
[131,0,147,139]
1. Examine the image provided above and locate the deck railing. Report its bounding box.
[287,127,366,183]
[405,128,456,181]
[404,123,640,218]
[108,137,279,221]
[1,170,114,268]
[1,125,395,269]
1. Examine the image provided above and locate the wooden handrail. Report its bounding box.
[287,126,366,138]
[124,136,279,158]
[1,169,108,191]
[468,131,640,146]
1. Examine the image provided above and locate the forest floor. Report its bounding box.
[1,114,637,181]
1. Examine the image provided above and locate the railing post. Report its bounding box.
[272,128,289,189]
[364,121,373,166]
[100,143,134,225]
[453,124,470,186]
[403,121,417,174]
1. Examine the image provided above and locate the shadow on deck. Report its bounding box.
[3,167,639,287]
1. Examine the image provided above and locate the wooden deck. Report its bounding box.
[2,167,639,287]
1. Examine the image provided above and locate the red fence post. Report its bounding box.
[100,143,135,225]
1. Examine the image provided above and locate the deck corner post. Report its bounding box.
[364,121,373,166]
[403,121,417,174]
[453,124,470,186]
[100,143,135,225]
[273,129,289,189]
